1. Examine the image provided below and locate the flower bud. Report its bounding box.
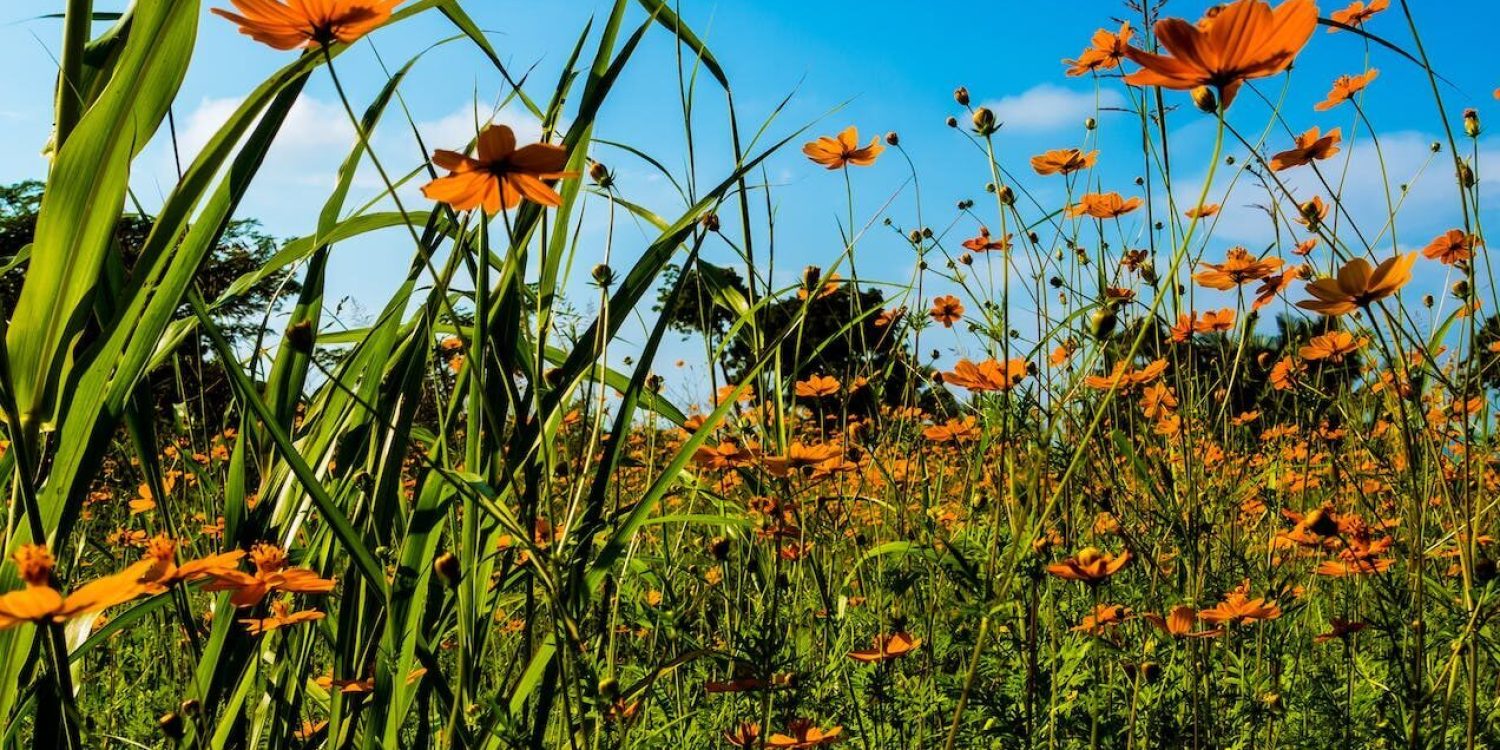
[701,212,720,232]
[592,263,615,288]
[1090,308,1118,341]
[589,161,612,187]
[1463,108,1480,138]
[159,712,185,740]
[1084,117,1096,130]
[1452,279,1471,299]
[434,551,460,588]
[1191,86,1218,113]
[945,116,958,128]
[285,319,316,354]
[971,107,998,136]
[953,86,970,106]
[997,185,1015,205]
[885,131,899,146]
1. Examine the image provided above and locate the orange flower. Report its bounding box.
[1194,307,1236,334]
[1030,148,1098,176]
[723,723,763,748]
[961,227,1012,253]
[1270,356,1304,390]
[1294,196,1329,228]
[1049,342,1076,366]
[795,375,841,398]
[768,719,843,748]
[1066,192,1143,219]
[1140,382,1177,419]
[0,545,151,630]
[240,600,325,635]
[1270,127,1341,171]
[204,543,336,607]
[1297,253,1417,315]
[940,358,1028,392]
[922,417,980,443]
[1047,547,1132,584]
[1251,265,1303,310]
[1314,69,1379,111]
[1292,237,1318,256]
[134,535,245,592]
[1072,604,1131,635]
[1314,618,1367,643]
[1299,330,1365,362]
[1063,22,1134,76]
[1169,313,1196,343]
[1083,358,1169,393]
[1143,605,1224,638]
[1122,0,1318,109]
[929,295,964,327]
[1328,0,1387,31]
[1185,203,1220,218]
[212,0,402,50]
[762,442,850,478]
[802,126,884,169]
[1421,229,1479,265]
[1316,557,1394,576]
[422,125,577,214]
[1198,581,1282,625]
[848,631,921,663]
[1192,247,1283,290]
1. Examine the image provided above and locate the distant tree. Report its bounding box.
[0,179,301,431]
[657,261,946,414]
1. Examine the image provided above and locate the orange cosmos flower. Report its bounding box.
[1294,196,1329,228]
[1198,581,1281,625]
[1314,69,1379,111]
[240,599,326,635]
[1192,247,1283,290]
[922,417,980,444]
[1066,192,1143,219]
[794,375,841,398]
[1186,203,1221,218]
[211,0,402,50]
[1030,148,1098,176]
[1270,126,1341,171]
[0,545,152,630]
[802,126,884,169]
[848,631,921,663]
[762,442,850,478]
[1328,0,1387,31]
[1169,313,1196,343]
[1049,342,1076,366]
[1142,605,1224,639]
[1122,0,1318,110]
[1299,330,1365,362]
[961,226,1012,253]
[1047,547,1132,584]
[422,125,576,214]
[1072,604,1131,635]
[940,358,1028,392]
[1297,253,1417,315]
[203,543,337,607]
[1251,265,1303,310]
[1314,618,1367,643]
[1140,382,1177,419]
[1421,229,1479,265]
[1063,22,1134,76]
[723,723,763,748]
[1083,358,1169,393]
[929,295,964,327]
[768,720,843,748]
[134,535,245,592]
[1316,557,1394,576]
[1194,307,1236,334]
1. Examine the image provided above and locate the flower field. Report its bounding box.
[0,0,1496,747]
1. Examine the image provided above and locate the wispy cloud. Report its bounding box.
[983,84,1124,134]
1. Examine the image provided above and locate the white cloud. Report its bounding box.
[983,84,1126,133]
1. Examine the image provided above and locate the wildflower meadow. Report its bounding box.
[0,0,1496,747]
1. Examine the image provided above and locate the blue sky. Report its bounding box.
[0,1,1496,404]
